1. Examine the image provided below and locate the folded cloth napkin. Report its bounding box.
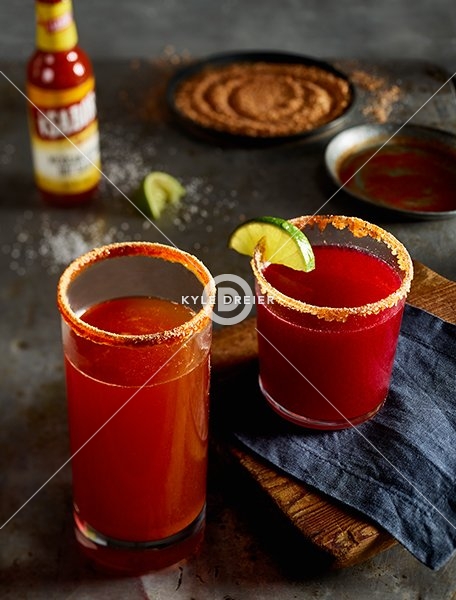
[231,304,456,570]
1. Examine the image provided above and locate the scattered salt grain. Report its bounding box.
[5,212,134,276]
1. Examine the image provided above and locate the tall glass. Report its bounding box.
[252,215,413,430]
[57,242,215,574]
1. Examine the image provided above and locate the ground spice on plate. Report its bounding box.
[174,62,352,137]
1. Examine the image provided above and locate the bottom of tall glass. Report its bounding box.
[74,506,206,575]
[259,377,386,431]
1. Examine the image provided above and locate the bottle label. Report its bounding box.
[27,77,101,195]
[36,0,78,52]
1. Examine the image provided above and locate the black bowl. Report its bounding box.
[325,123,456,220]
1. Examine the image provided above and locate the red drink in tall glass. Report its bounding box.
[57,242,215,574]
[66,297,209,543]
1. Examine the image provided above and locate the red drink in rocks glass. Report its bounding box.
[252,216,413,430]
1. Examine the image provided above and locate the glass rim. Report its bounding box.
[252,215,414,322]
[57,241,216,346]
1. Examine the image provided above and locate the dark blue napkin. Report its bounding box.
[231,304,456,570]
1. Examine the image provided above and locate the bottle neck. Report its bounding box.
[35,0,78,52]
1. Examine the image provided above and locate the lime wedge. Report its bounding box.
[228,216,315,271]
[133,171,186,219]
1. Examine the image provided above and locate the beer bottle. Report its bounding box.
[27,0,101,205]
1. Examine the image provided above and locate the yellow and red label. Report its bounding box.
[27,78,101,195]
[36,0,78,52]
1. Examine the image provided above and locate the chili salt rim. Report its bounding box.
[57,241,216,346]
[252,215,413,323]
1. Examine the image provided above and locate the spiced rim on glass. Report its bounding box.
[252,215,413,321]
[57,241,215,345]
[251,215,414,430]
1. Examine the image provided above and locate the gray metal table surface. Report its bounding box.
[1,2,456,599]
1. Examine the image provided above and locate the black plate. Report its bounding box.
[166,50,356,145]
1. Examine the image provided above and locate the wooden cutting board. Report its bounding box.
[210,261,456,569]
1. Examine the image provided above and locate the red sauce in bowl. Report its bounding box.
[338,138,456,213]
